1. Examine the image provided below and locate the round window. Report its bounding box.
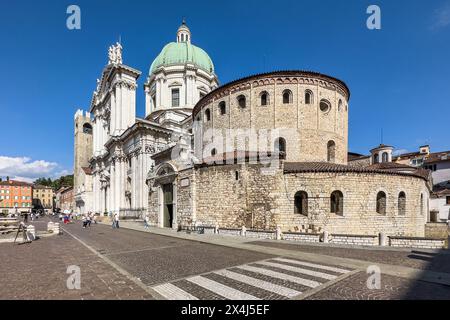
[320,100,331,113]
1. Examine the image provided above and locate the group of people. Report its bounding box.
[81,212,97,228]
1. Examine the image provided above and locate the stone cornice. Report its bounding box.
[192,70,350,118]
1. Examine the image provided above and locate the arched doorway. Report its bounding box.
[162,183,174,228]
[152,164,178,229]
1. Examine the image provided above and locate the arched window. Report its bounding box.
[398,192,406,216]
[260,91,269,106]
[274,137,286,153]
[320,99,331,113]
[376,191,387,215]
[305,90,313,104]
[237,95,246,108]
[211,148,217,156]
[282,90,293,104]
[204,109,211,122]
[330,191,344,215]
[82,123,93,134]
[382,152,389,163]
[338,99,343,112]
[219,101,226,115]
[373,154,379,164]
[294,191,308,216]
[327,141,336,163]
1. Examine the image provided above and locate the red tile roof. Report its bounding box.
[0,180,32,187]
[283,162,431,181]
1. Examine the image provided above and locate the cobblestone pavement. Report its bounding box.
[306,272,450,300]
[0,227,152,300]
[60,220,274,286]
[2,218,450,300]
[248,241,450,273]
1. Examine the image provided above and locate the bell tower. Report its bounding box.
[74,109,93,195]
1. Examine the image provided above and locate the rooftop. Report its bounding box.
[0,180,32,187]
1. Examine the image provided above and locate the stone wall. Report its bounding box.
[191,163,429,237]
[279,170,429,237]
[194,73,349,165]
[282,232,321,243]
[425,222,449,239]
[389,236,447,249]
[329,234,378,246]
[245,229,276,240]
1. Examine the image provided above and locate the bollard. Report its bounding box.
[214,224,219,234]
[275,226,282,240]
[379,232,387,246]
[53,223,61,235]
[323,231,329,243]
[241,226,247,237]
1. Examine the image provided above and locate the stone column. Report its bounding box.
[110,162,116,214]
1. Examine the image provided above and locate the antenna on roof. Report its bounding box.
[118,35,122,45]
[380,128,384,145]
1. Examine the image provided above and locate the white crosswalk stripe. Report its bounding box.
[152,258,352,300]
[236,264,322,288]
[273,258,351,274]
[187,276,260,300]
[153,283,199,300]
[214,269,302,298]
[257,261,338,280]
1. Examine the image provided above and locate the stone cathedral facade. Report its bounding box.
[74,22,432,237]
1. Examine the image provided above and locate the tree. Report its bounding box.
[33,175,74,191]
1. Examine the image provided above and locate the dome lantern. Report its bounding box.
[177,19,191,44]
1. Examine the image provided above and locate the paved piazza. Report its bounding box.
[0,218,449,300]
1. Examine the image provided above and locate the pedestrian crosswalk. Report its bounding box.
[152,257,352,300]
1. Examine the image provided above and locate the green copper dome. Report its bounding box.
[150,42,215,75]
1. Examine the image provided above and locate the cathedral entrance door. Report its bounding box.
[162,184,174,228]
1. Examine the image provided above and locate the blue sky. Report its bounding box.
[0,0,449,181]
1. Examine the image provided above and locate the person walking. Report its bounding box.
[86,213,92,228]
[82,215,87,229]
[113,213,120,229]
[144,214,150,230]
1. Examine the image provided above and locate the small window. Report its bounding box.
[274,137,286,159]
[83,123,93,134]
[172,88,180,107]
[330,191,344,215]
[235,171,239,181]
[211,148,217,156]
[282,90,292,104]
[398,192,406,215]
[376,191,387,215]
[205,109,211,122]
[327,141,336,163]
[420,194,424,215]
[382,152,389,163]
[305,90,313,104]
[219,101,226,115]
[338,99,343,111]
[294,191,308,216]
[320,99,331,113]
[260,91,269,106]
[446,196,450,205]
[237,95,246,108]
[373,154,379,164]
